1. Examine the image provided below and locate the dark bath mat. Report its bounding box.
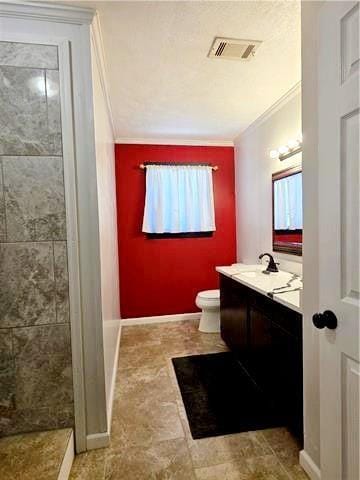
[172,352,285,439]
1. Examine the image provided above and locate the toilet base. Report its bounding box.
[198,309,220,333]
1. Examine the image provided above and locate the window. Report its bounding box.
[142,164,216,236]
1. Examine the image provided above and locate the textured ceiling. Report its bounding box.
[74,1,301,142]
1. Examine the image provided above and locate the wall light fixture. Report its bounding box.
[269,134,303,161]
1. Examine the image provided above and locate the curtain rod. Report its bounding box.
[139,163,218,171]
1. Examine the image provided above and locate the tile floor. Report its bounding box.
[70,320,309,480]
[0,428,72,480]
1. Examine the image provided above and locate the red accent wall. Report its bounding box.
[115,144,236,319]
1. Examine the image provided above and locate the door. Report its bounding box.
[318,2,359,479]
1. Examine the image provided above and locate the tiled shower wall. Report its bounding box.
[0,41,74,436]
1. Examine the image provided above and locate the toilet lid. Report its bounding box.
[198,289,220,299]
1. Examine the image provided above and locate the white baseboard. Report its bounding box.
[58,430,74,480]
[121,312,201,326]
[86,432,110,450]
[106,321,121,433]
[84,321,122,452]
[300,450,321,480]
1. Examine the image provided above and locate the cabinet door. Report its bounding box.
[271,323,303,440]
[268,321,303,441]
[246,307,273,392]
[220,275,248,356]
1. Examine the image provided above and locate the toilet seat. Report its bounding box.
[197,289,219,300]
[196,289,220,308]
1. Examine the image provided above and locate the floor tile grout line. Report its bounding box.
[260,432,296,480]
[0,321,71,331]
[52,240,58,324]
[0,239,67,245]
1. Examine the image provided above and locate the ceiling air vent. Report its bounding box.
[208,37,262,61]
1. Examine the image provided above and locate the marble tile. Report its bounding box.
[186,431,272,469]
[120,324,164,348]
[175,396,195,438]
[0,242,56,328]
[195,459,251,480]
[0,66,50,156]
[0,163,5,242]
[54,241,70,323]
[69,320,306,480]
[46,70,62,155]
[163,337,228,357]
[0,330,15,418]
[3,156,66,241]
[105,438,195,480]
[262,429,308,479]
[0,403,74,437]
[275,446,309,480]
[0,428,72,480]
[0,41,58,69]
[118,342,166,370]
[13,324,73,412]
[114,364,173,402]
[261,427,300,451]
[110,397,184,449]
[159,322,228,356]
[70,448,106,480]
[246,454,290,479]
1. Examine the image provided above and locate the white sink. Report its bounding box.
[239,271,258,278]
[216,263,302,313]
[236,270,301,292]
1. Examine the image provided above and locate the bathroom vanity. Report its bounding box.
[217,265,303,442]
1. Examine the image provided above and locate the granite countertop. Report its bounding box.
[216,263,302,314]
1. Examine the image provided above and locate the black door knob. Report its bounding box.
[312,310,338,330]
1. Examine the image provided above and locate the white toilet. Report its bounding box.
[195,289,220,333]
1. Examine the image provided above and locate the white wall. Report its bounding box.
[91,32,121,427]
[234,86,302,275]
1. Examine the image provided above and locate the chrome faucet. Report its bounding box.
[259,253,279,273]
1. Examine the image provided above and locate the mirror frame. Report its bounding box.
[272,165,302,256]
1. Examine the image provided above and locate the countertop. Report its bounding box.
[216,263,302,314]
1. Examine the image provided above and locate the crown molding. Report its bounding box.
[115,137,234,147]
[234,81,302,144]
[91,12,116,140]
[0,1,95,25]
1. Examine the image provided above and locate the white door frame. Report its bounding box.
[300,2,323,478]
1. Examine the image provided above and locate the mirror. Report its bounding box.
[272,166,302,256]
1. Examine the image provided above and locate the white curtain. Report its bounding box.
[274,172,303,230]
[142,165,216,233]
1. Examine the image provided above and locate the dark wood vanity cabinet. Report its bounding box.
[219,274,303,442]
[219,276,248,356]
